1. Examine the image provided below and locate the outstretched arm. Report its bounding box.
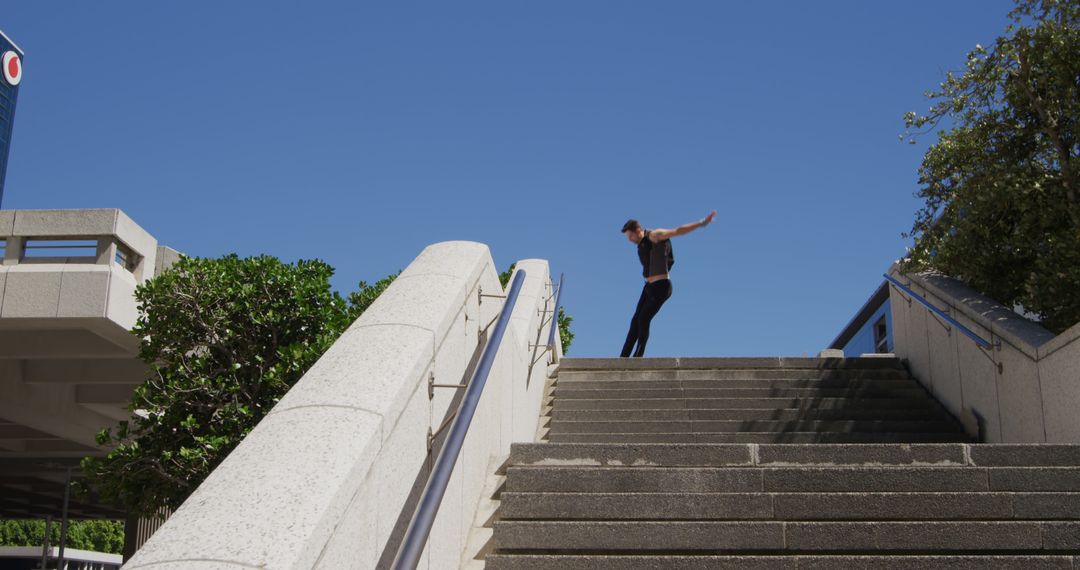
[649,210,717,242]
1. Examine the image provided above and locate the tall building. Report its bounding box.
[0,30,24,208]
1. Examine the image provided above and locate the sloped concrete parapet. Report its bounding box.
[123,242,560,570]
[887,265,1080,443]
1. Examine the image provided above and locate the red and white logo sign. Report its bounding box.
[2,51,22,86]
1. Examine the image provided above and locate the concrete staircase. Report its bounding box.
[484,357,1080,568]
[542,357,968,444]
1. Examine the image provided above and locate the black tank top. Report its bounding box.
[638,230,674,278]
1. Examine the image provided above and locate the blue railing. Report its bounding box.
[883,273,996,350]
[391,270,528,570]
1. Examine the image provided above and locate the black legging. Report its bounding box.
[621,279,673,357]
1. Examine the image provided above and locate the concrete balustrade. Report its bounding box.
[0,209,160,327]
[0,209,179,456]
[888,264,1080,443]
[123,242,560,569]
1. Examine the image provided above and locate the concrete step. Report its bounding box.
[546,419,958,434]
[556,378,921,390]
[968,445,1080,467]
[557,369,915,382]
[559,357,906,371]
[507,466,1080,493]
[492,520,1080,552]
[988,468,1080,491]
[485,554,1079,569]
[461,456,507,568]
[507,443,1080,468]
[505,466,995,493]
[490,344,1080,564]
[509,443,973,467]
[552,387,929,400]
[552,397,938,410]
[549,408,946,422]
[499,492,1080,521]
[546,432,971,443]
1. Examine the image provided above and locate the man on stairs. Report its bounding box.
[620,210,716,357]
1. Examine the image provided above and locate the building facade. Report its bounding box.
[0,30,24,208]
[830,280,894,356]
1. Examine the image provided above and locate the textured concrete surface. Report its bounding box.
[547,358,969,446]
[56,267,109,318]
[154,245,182,275]
[784,522,1043,551]
[510,443,753,467]
[485,555,1078,570]
[761,467,987,492]
[491,356,1080,567]
[913,271,1054,356]
[756,443,966,466]
[1039,334,1080,442]
[10,209,121,237]
[888,266,1080,443]
[0,210,14,234]
[1,266,62,317]
[124,405,383,570]
[500,492,775,520]
[547,433,972,444]
[506,466,762,493]
[271,324,433,439]
[494,521,786,551]
[996,339,1048,442]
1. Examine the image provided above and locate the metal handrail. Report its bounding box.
[391,270,527,570]
[883,273,996,350]
[546,273,565,353]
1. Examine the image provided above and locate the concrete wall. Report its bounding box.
[889,265,1080,443]
[155,246,183,275]
[122,242,560,570]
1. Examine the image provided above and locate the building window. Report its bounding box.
[23,238,98,262]
[115,243,139,272]
[873,316,889,353]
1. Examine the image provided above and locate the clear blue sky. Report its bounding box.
[2,1,1015,357]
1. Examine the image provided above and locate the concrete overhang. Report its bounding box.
[0,209,180,520]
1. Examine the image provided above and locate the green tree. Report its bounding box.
[902,0,1080,333]
[499,263,574,354]
[557,306,575,354]
[0,519,125,554]
[498,263,516,288]
[83,255,393,516]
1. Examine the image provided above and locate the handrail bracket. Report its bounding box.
[478,285,507,304]
[428,371,468,400]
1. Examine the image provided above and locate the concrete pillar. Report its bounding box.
[133,251,149,282]
[3,235,22,265]
[95,238,117,267]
